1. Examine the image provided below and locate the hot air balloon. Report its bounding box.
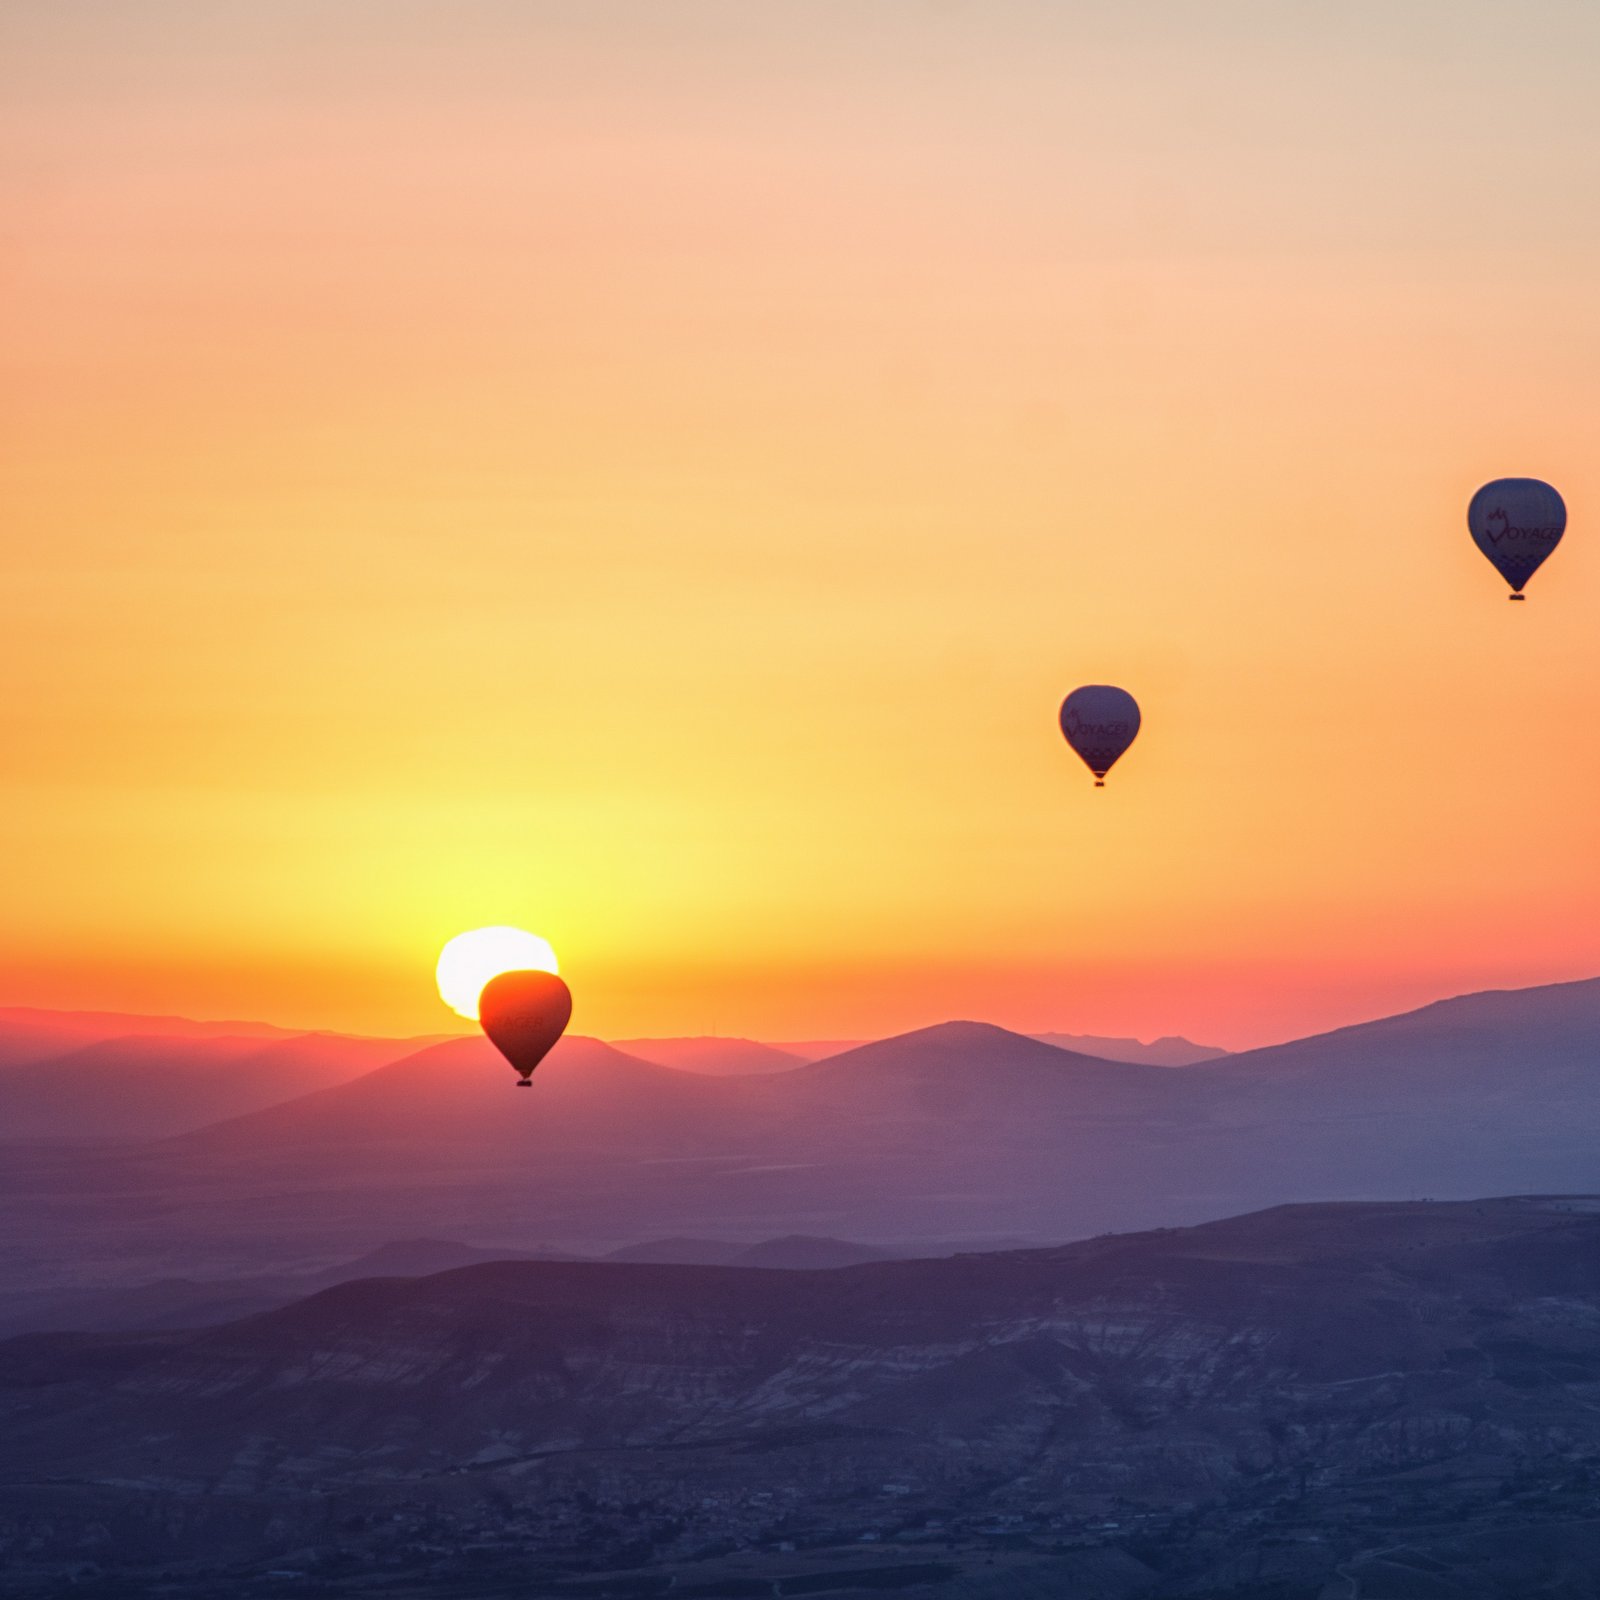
[477,969,573,1086]
[1059,685,1140,787]
[1468,478,1565,600]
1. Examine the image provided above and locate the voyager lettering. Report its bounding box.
[1483,507,1562,546]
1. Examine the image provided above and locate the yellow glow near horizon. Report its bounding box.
[6,4,1600,1050]
[436,928,559,1021]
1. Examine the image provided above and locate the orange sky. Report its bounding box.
[4,2,1600,1049]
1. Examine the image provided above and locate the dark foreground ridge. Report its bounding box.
[6,1196,1600,1597]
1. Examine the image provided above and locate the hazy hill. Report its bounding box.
[779,1031,1227,1067]
[728,1234,895,1269]
[0,1005,305,1062]
[7,1197,1600,1595]
[605,1235,892,1270]
[1030,1030,1228,1066]
[602,1236,749,1266]
[611,1036,806,1075]
[0,1024,1189,1286]
[0,1237,583,1338]
[777,1019,1197,1117]
[0,1237,897,1336]
[1215,974,1600,1098]
[306,1237,579,1280]
[0,1029,431,1140]
[1192,974,1600,1197]
[5,979,1600,1292]
[187,1020,1184,1173]
[769,1038,866,1060]
[182,1034,755,1157]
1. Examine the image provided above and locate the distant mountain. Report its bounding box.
[0,1023,1196,1285]
[0,1237,582,1337]
[300,1237,579,1282]
[1192,974,1600,1197]
[0,1235,894,1336]
[8,1197,1600,1595]
[0,1005,305,1058]
[785,1019,1190,1106]
[727,1234,894,1269]
[1030,1030,1227,1066]
[182,1034,746,1157]
[603,1236,747,1265]
[1215,975,1600,1098]
[612,1036,806,1075]
[770,1039,866,1061]
[0,1028,432,1140]
[604,1235,893,1270]
[0,1276,295,1338]
[7,979,1600,1294]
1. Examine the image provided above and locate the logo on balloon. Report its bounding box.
[1063,713,1133,738]
[1482,506,1561,548]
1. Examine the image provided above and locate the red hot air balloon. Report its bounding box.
[1059,685,1141,787]
[477,969,573,1087]
[1468,478,1566,600]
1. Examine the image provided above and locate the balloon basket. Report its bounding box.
[515,1079,532,1088]
[1508,593,1525,602]
[1094,780,1105,788]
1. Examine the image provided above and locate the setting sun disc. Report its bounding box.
[436,926,559,1020]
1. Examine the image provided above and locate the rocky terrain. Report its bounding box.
[7,1196,1600,1597]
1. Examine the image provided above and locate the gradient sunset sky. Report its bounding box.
[5,2,1600,1047]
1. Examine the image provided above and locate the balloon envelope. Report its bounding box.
[1468,478,1565,596]
[477,969,573,1084]
[1059,685,1141,784]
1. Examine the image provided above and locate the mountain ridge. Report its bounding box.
[3,977,1599,1295]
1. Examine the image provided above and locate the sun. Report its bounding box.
[436,926,559,1021]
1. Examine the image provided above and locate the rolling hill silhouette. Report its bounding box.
[604,1234,893,1270]
[184,1034,755,1156]
[614,1030,1226,1073]
[1214,975,1600,1098]
[3,978,1599,1293]
[1030,1030,1228,1065]
[611,1036,806,1075]
[0,1028,432,1140]
[0,1234,905,1336]
[0,1005,305,1056]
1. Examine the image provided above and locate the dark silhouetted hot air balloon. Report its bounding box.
[1468,478,1565,600]
[1059,685,1140,787]
[478,969,573,1087]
